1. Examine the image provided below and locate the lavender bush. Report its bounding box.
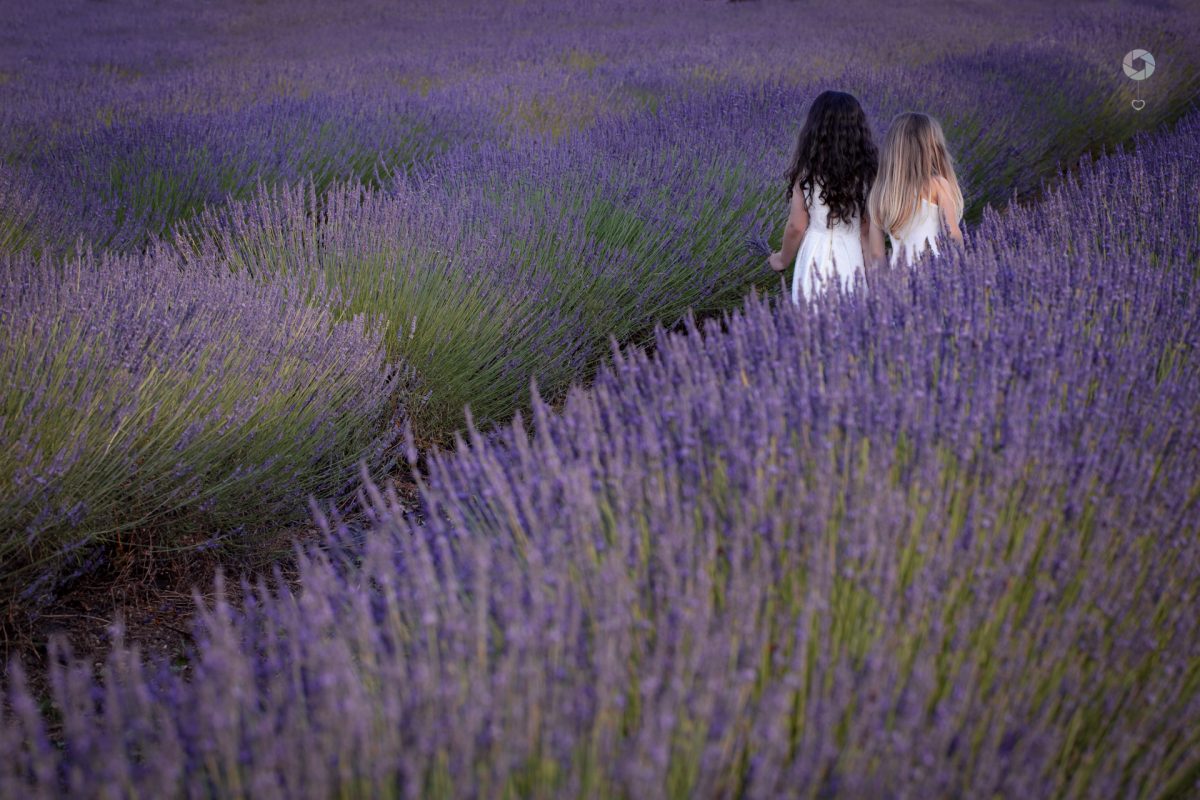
[0,250,402,613]
[4,104,1197,797]
[173,86,789,437]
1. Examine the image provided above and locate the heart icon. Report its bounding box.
[1132,99,1146,111]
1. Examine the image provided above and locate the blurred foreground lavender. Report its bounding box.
[4,1,1199,609]
[4,108,1197,798]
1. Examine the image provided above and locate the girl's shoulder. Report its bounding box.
[927,174,965,224]
[927,174,952,204]
[795,179,819,208]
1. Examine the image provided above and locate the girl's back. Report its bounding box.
[888,185,944,266]
[805,183,861,234]
[791,181,865,301]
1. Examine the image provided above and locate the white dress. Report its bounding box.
[791,184,864,304]
[888,197,944,267]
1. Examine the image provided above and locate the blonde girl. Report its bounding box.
[868,112,964,266]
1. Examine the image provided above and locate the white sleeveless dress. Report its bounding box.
[791,184,864,305]
[888,197,944,267]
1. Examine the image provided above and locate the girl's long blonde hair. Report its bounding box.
[868,113,963,236]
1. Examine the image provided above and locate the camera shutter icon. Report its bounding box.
[1123,49,1155,81]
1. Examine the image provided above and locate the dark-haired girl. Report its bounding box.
[768,90,885,303]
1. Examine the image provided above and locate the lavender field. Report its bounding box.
[3,0,1200,797]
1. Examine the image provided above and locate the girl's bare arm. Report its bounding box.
[933,175,964,244]
[770,188,809,272]
[862,212,887,269]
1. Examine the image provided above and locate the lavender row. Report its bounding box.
[4,110,1197,798]
[0,249,402,614]
[1,92,472,255]
[173,81,791,438]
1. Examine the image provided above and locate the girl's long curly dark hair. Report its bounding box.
[785,90,878,226]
